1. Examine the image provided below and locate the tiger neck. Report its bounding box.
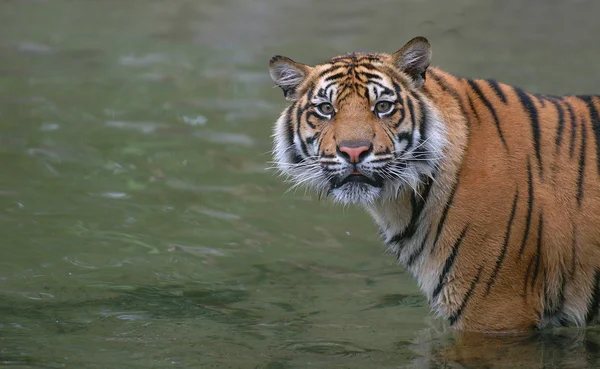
[365,67,469,302]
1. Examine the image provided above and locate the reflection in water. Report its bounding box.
[411,327,600,368]
[1,0,600,367]
[3,283,600,367]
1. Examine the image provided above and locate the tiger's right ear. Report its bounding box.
[269,56,311,101]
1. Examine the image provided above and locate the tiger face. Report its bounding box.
[269,37,446,205]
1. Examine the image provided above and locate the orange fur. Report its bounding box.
[268,37,600,331]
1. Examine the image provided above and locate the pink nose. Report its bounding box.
[338,145,371,163]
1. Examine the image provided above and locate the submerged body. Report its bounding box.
[268,37,600,331]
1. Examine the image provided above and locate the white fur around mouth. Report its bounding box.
[329,181,383,206]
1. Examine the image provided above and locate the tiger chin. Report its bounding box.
[268,36,600,332]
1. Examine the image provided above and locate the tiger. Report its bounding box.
[267,36,600,332]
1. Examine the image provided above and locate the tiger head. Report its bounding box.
[269,37,447,206]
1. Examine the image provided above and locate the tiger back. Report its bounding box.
[268,36,600,331]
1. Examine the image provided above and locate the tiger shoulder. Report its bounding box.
[268,36,600,331]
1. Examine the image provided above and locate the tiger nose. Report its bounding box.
[337,142,372,163]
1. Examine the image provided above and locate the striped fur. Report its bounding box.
[268,37,600,332]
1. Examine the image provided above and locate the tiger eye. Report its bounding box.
[374,101,392,114]
[317,102,334,116]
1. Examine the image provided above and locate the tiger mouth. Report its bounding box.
[331,173,383,189]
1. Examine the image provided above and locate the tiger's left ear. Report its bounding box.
[392,37,432,88]
[269,56,312,101]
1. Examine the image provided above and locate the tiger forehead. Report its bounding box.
[311,55,396,103]
[317,53,389,76]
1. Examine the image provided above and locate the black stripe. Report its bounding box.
[388,177,434,247]
[433,225,469,299]
[304,132,319,146]
[430,177,459,250]
[569,116,578,159]
[284,105,302,164]
[449,265,484,326]
[405,93,416,132]
[316,127,329,152]
[418,98,428,140]
[392,81,405,119]
[368,80,394,95]
[487,79,507,103]
[316,88,327,99]
[412,98,429,160]
[407,174,460,267]
[586,268,600,324]
[369,81,394,91]
[324,72,347,82]
[395,132,412,146]
[578,96,600,175]
[467,79,509,151]
[364,85,371,101]
[485,189,519,295]
[530,212,543,290]
[467,95,480,121]
[428,70,471,128]
[295,103,311,158]
[565,101,576,157]
[323,81,338,94]
[518,160,534,257]
[392,81,403,95]
[515,87,543,177]
[318,64,342,77]
[359,72,382,81]
[549,99,565,152]
[381,125,397,147]
[392,81,403,97]
[577,116,587,207]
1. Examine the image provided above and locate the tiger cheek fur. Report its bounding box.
[268,36,600,332]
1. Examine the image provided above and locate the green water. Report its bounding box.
[2,1,600,368]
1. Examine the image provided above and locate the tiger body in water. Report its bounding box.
[268,36,600,331]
